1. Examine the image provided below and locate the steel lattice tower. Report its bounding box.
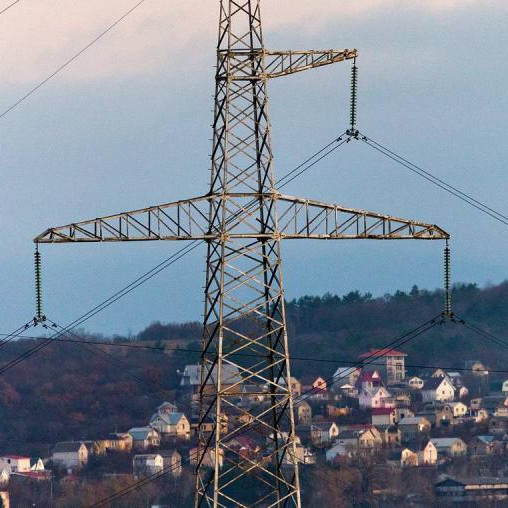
[35,1,449,506]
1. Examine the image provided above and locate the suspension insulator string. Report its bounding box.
[347,58,359,137]
[34,245,45,322]
[444,239,452,318]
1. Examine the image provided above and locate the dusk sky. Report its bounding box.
[1,0,508,336]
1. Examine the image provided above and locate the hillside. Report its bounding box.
[1,280,508,456]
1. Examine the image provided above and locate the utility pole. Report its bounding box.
[35,1,449,506]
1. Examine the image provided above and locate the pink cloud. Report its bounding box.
[0,0,486,84]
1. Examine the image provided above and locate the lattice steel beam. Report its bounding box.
[34,194,449,243]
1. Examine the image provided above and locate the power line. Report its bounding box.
[0,0,149,121]
[359,133,508,228]
[0,0,20,16]
[10,325,508,374]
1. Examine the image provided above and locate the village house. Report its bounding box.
[106,432,133,452]
[420,440,438,465]
[371,408,396,427]
[489,415,508,435]
[502,378,508,393]
[359,386,394,410]
[357,370,383,392]
[52,442,88,471]
[150,411,191,441]
[285,442,316,466]
[383,426,401,447]
[240,384,265,407]
[189,447,224,468]
[129,427,160,450]
[326,402,351,419]
[466,360,489,377]
[180,364,200,392]
[468,435,496,457]
[358,427,383,450]
[338,384,359,398]
[421,377,455,403]
[390,388,412,408]
[157,401,178,414]
[297,400,312,425]
[398,416,431,442]
[325,443,350,464]
[229,436,261,460]
[181,364,243,395]
[310,422,339,446]
[133,454,163,479]
[300,376,327,400]
[332,367,361,388]
[282,377,301,397]
[444,401,468,419]
[430,437,467,458]
[407,376,424,390]
[0,456,31,473]
[159,449,182,476]
[435,476,508,503]
[359,348,407,384]
[401,448,419,467]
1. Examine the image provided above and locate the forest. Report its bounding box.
[1,280,508,456]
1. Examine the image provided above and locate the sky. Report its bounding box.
[1,0,508,336]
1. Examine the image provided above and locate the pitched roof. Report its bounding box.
[359,348,407,359]
[151,412,186,426]
[337,429,361,440]
[423,377,452,391]
[53,442,85,453]
[157,401,178,412]
[128,427,156,441]
[398,417,428,426]
[431,437,464,448]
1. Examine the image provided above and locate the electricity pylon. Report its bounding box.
[35,1,449,506]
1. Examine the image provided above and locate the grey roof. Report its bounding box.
[398,417,427,426]
[475,435,495,445]
[129,427,155,441]
[181,363,242,387]
[151,412,186,425]
[431,437,464,448]
[53,442,85,453]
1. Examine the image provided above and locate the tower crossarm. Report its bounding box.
[221,49,358,81]
[276,195,450,240]
[264,49,358,79]
[34,193,449,243]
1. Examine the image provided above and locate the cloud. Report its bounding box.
[0,0,489,84]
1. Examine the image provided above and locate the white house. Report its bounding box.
[310,422,339,446]
[133,454,163,479]
[371,408,396,427]
[129,427,160,450]
[443,402,468,418]
[150,412,190,440]
[420,440,438,465]
[359,386,393,410]
[0,456,31,473]
[422,377,455,403]
[325,443,350,463]
[53,442,88,470]
[502,379,508,393]
[407,376,424,390]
